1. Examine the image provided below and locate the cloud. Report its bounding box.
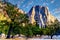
[42,2,49,6]
[22,0,33,8]
[17,0,25,7]
[52,8,60,14]
[52,8,60,21]
[27,1,33,5]
[51,0,54,3]
[21,0,24,3]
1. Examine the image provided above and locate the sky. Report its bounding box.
[7,0,60,21]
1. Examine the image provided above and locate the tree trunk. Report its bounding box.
[6,24,13,38]
[6,19,14,38]
[51,35,53,39]
[18,34,20,37]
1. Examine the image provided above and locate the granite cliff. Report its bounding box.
[27,6,56,27]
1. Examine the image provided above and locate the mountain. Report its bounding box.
[27,6,56,27]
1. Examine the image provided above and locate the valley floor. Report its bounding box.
[0,35,60,40]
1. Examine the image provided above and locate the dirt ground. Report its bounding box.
[0,38,26,40]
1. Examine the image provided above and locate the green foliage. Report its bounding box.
[0,21,9,35]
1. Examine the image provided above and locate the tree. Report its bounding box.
[4,2,29,38]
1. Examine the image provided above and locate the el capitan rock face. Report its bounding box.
[27,6,56,27]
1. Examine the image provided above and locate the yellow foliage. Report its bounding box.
[0,13,7,20]
[0,13,11,22]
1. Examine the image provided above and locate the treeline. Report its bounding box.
[0,19,60,39]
